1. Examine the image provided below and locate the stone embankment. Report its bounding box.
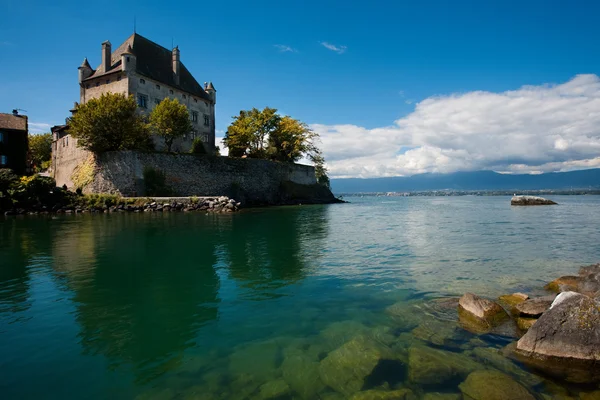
[511,195,557,205]
[6,196,240,216]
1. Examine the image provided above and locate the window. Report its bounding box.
[0,131,3,143]
[169,89,174,95]
[203,134,209,143]
[204,115,210,126]
[140,78,145,84]
[0,155,6,166]
[127,56,130,62]
[182,94,186,99]
[137,94,148,108]
[192,111,198,123]
[156,84,160,90]
[117,76,121,81]
[86,84,90,89]
[154,98,161,105]
[194,98,197,103]
[96,82,100,87]
[106,79,110,84]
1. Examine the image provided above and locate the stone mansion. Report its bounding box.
[56,33,216,152]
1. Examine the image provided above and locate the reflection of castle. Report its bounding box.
[35,208,328,382]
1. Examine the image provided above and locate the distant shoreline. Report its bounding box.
[338,189,600,197]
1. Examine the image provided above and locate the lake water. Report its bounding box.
[1,195,599,399]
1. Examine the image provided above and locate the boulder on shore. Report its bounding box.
[511,195,557,206]
[458,293,509,332]
[512,295,555,318]
[544,263,600,298]
[514,291,600,383]
[498,292,529,307]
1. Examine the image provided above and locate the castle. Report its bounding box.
[54,33,216,153]
[51,33,217,188]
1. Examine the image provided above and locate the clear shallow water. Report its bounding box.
[1,196,599,399]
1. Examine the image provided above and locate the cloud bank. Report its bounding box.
[29,122,52,134]
[312,74,600,178]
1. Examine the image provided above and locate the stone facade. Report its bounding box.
[76,33,216,152]
[84,151,322,205]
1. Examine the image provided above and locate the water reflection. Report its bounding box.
[37,207,327,383]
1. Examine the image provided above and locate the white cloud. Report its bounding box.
[311,74,600,178]
[320,42,347,54]
[274,44,297,53]
[29,122,52,134]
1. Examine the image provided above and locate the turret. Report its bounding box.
[101,40,112,73]
[172,46,180,85]
[121,44,135,73]
[205,82,216,104]
[78,58,93,83]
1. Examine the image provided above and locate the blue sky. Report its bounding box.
[1,0,599,177]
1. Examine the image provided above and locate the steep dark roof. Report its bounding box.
[0,113,27,131]
[86,33,212,102]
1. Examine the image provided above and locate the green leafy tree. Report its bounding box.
[224,107,280,158]
[29,133,52,171]
[190,138,206,154]
[148,98,192,152]
[267,116,318,163]
[68,93,151,153]
[311,153,331,189]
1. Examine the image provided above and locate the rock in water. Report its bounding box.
[349,389,415,400]
[545,275,580,293]
[408,345,483,385]
[511,195,557,205]
[513,295,555,318]
[498,293,529,307]
[514,292,600,383]
[318,336,394,396]
[458,293,509,331]
[459,370,535,400]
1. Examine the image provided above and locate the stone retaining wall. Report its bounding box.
[76,151,327,205]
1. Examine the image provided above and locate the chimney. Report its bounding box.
[101,40,112,73]
[172,46,180,85]
[12,109,18,116]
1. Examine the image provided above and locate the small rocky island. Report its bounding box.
[511,195,557,205]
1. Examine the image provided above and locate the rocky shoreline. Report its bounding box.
[3,196,241,216]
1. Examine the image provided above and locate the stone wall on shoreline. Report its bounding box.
[55,150,337,206]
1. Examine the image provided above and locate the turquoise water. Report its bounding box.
[1,196,599,399]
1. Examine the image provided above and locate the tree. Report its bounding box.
[69,93,151,153]
[311,153,331,189]
[223,107,280,158]
[267,116,318,163]
[29,133,52,171]
[148,98,192,152]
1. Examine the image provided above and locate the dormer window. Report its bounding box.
[183,94,186,99]
[86,84,90,89]
[169,89,174,95]
[156,84,160,90]
[117,76,121,81]
[96,82,100,87]
[127,56,130,62]
[194,98,197,103]
[140,78,145,84]
[106,79,110,84]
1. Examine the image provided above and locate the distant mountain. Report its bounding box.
[330,169,600,193]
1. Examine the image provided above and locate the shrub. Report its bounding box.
[190,138,207,154]
[143,167,173,197]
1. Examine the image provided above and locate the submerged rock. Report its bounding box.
[511,195,557,206]
[513,295,555,318]
[422,393,461,400]
[459,370,536,400]
[412,318,468,348]
[498,293,529,307]
[514,292,600,383]
[282,353,326,399]
[349,388,415,400]
[258,379,291,400]
[458,293,510,333]
[408,344,483,385]
[229,340,282,381]
[468,347,543,387]
[319,336,396,396]
[516,317,537,333]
